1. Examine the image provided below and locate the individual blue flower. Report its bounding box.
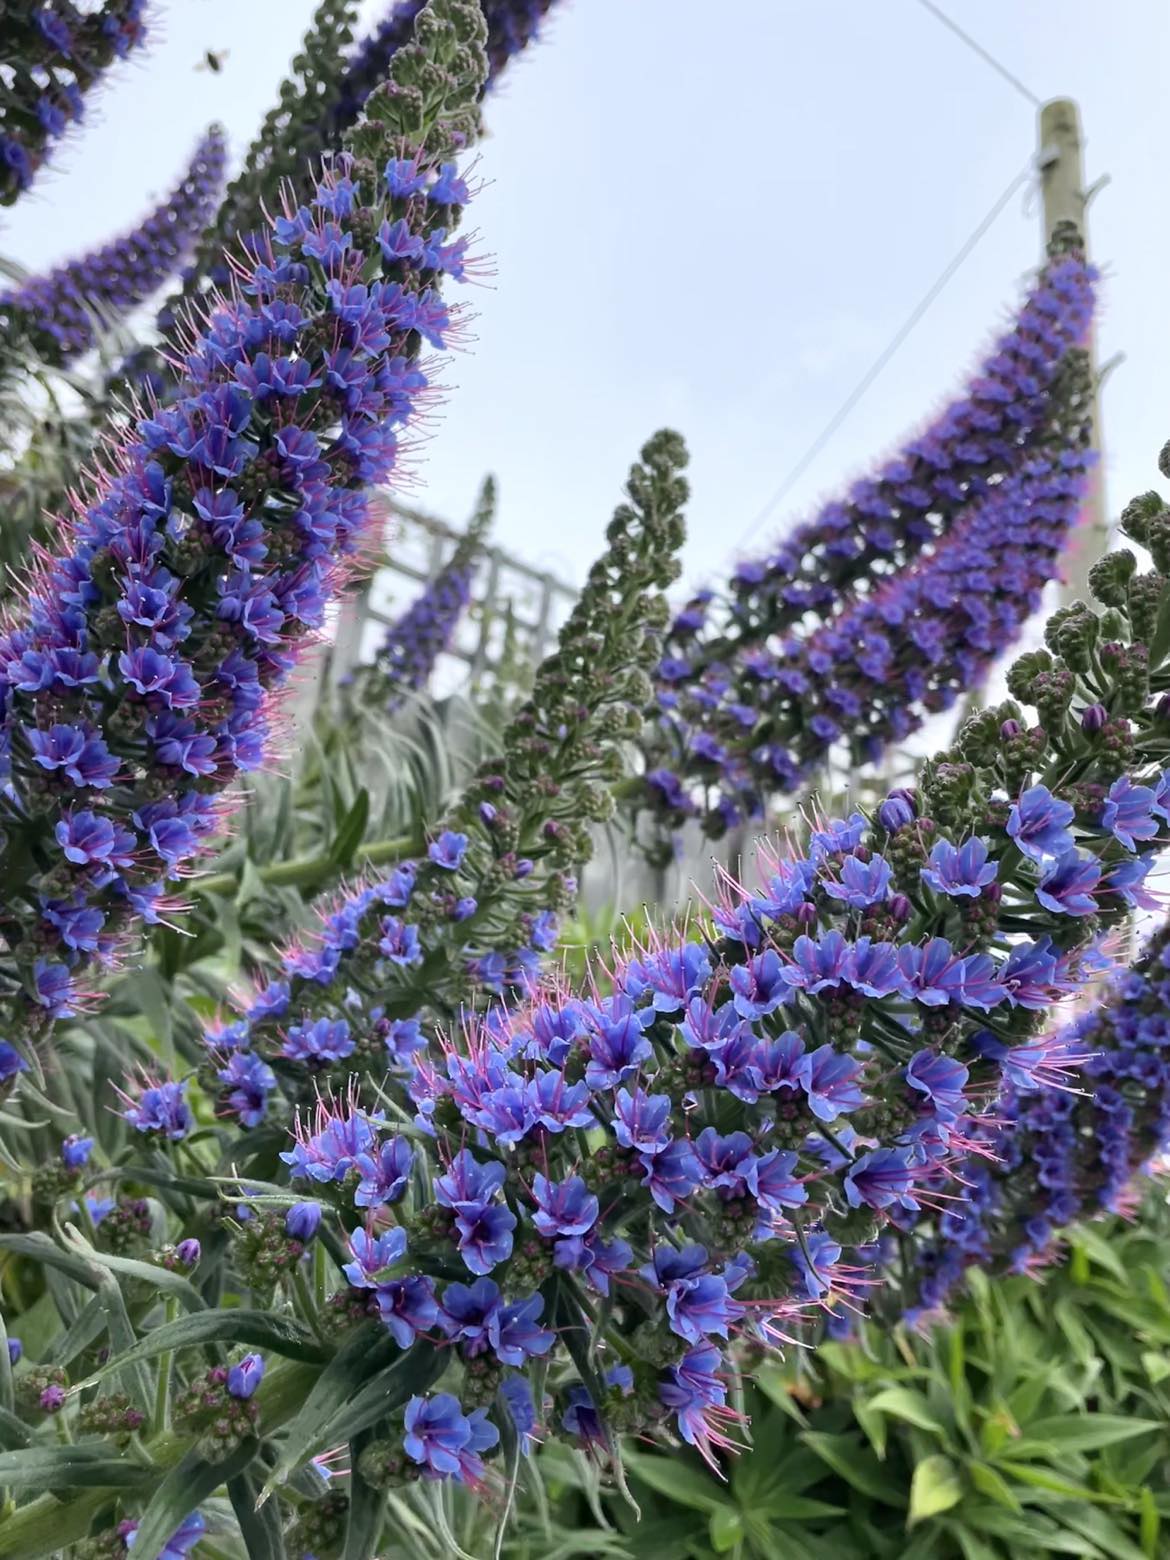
[639,1137,702,1214]
[282,1016,353,1065]
[285,1202,322,1242]
[281,1101,380,1182]
[843,936,904,998]
[746,1148,807,1213]
[583,1001,654,1090]
[843,1147,920,1211]
[500,1375,539,1457]
[810,813,867,860]
[427,830,469,871]
[896,938,967,1007]
[999,936,1060,1010]
[1007,784,1075,862]
[644,1246,744,1346]
[790,1231,844,1300]
[729,947,792,1018]
[354,1135,414,1208]
[623,943,711,1012]
[453,1202,516,1276]
[119,1078,192,1140]
[7,1339,21,1365]
[376,1275,439,1348]
[659,1343,727,1451]
[378,916,422,966]
[403,1393,471,1477]
[553,1232,632,1296]
[1036,849,1101,916]
[217,1051,275,1128]
[822,853,893,908]
[531,1174,598,1239]
[611,1088,673,1153]
[0,1043,28,1085]
[525,1070,595,1132]
[1100,776,1160,852]
[343,1226,408,1288]
[433,1150,506,1210]
[490,1294,555,1367]
[920,837,998,898]
[1103,856,1160,910]
[904,1050,969,1123]
[783,930,852,995]
[227,1352,265,1400]
[748,1031,805,1094]
[61,1134,93,1170]
[694,1129,757,1195]
[795,1046,865,1121]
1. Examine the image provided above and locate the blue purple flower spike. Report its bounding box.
[0,125,226,365]
[644,231,1096,840]
[368,477,493,712]
[0,0,150,205]
[0,44,481,1048]
[902,918,1170,1322]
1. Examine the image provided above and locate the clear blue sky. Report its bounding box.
[4,0,1167,593]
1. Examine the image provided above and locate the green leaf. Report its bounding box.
[908,1454,962,1527]
[0,1407,29,1451]
[966,1460,1020,1512]
[1069,1224,1129,1283]
[62,1236,206,1312]
[867,1387,943,1434]
[1014,1414,1160,1453]
[228,1470,288,1560]
[0,1444,152,1490]
[260,1325,397,1498]
[317,1345,445,1452]
[342,1453,385,1560]
[799,1431,904,1507]
[130,1440,259,1560]
[329,787,370,868]
[708,1506,743,1551]
[84,1308,328,1387]
[0,1233,98,1289]
[622,1450,725,1515]
[1140,1485,1160,1559]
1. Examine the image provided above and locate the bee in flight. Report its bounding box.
[196,49,230,74]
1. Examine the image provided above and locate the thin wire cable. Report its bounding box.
[915,0,1042,109]
[734,160,1035,553]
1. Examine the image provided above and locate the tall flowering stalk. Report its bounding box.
[0,125,226,367]
[0,0,489,1053]
[640,230,1097,842]
[647,349,1095,838]
[0,0,148,206]
[204,431,688,1130]
[359,476,493,713]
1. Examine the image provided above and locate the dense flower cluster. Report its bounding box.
[0,5,487,1048]
[0,0,148,206]
[0,126,226,365]
[640,231,1097,842]
[901,918,1170,1320]
[364,476,493,713]
[207,766,1159,1483]
[648,358,1094,834]
[203,432,690,1129]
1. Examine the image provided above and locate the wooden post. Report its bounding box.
[1038,97,1108,604]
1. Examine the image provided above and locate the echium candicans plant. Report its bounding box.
[645,341,1095,840]
[202,431,689,1135]
[0,0,148,206]
[357,475,494,714]
[25,630,1170,1548]
[0,125,227,368]
[0,0,490,1058]
[640,227,1096,841]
